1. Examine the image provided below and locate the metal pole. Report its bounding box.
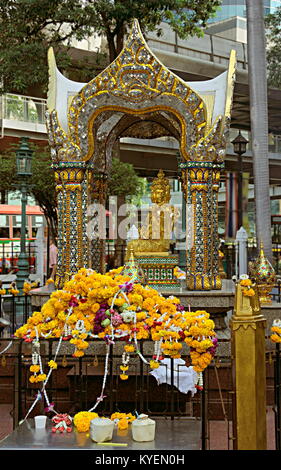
[274,343,281,450]
[237,152,243,229]
[16,183,29,292]
[201,371,207,450]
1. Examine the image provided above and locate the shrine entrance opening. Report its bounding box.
[46,19,236,291]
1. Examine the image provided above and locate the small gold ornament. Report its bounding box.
[250,242,276,304]
[61,355,68,367]
[1,355,6,367]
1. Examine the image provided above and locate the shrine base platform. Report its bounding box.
[0,417,201,450]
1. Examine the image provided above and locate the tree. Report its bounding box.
[265,6,281,88]
[246,0,273,261]
[0,149,145,240]
[0,144,58,239]
[81,0,222,62]
[107,157,147,263]
[0,0,221,94]
[107,157,144,200]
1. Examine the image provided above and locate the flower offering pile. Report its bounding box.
[73,411,136,433]
[15,267,217,398]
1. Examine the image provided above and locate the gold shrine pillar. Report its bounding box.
[87,169,107,274]
[53,162,89,288]
[181,161,220,291]
[211,164,223,289]
[230,282,267,450]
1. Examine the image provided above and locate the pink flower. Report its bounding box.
[119,281,134,293]
[111,313,123,327]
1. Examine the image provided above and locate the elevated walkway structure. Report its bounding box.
[0,24,281,182]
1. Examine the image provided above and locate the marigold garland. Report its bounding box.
[240,278,255,297]
[73,411,99,432]
[270,320,281,344]
[15,268,218,384]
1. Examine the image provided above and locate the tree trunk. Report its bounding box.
[246,0,273,262]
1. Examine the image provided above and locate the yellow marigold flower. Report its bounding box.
[9,288,19,295]
[74,411,98,432]
[120,374,129,380]
[271,333,281,343]
[23,282,32,294]
[150,360,160,369]
[73,349,85,358]
[36,374,47,382]
[124,344,135,353]
[29,365,40,373]
[240,279,252,287]
[118,418,129,430]
[120,365,129,371]
[242,288,255,297]
[48,360,57,369]
[91,303,100,313]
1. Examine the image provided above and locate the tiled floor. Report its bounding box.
[208,406,276,450]
[0,404,13,441]
[0,404,277,450]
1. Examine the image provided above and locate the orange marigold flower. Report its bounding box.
[124,344,135,353]
[118,418,129,430]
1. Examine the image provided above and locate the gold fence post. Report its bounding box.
[230,282,267,450]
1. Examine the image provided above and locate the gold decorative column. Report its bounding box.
[211,165,223,289]
[87,169,108,274]
[182,163,212,290]
[230,281,267,450]
[53,162,88,287]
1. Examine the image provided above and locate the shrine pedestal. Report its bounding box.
[135,253,181,290]
[29,284,56,312]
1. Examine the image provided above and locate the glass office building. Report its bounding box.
[208,0,281,23]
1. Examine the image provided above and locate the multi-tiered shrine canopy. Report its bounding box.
[46,19,236,291]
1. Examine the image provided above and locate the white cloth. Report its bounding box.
[150,358,198,396]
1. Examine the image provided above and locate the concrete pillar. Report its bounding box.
[34,225,45,285]
[236,226,248,277]
[230,282,267,450]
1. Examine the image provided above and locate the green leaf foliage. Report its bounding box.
[265,6,281,89]
[0,143,57,237]
[107,157,144,201]
[0,0,221,93]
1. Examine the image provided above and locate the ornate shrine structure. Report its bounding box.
[46,19,236,291]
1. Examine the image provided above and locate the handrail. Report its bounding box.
[4,93,46,103]
[3,94,46,125]
[147,32,247,68]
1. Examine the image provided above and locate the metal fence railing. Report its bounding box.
[0,334,279,449]
[0,293,32,337]
[1,94,46,125]
[0,241,37,275]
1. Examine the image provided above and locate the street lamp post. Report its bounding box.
[16,137,33,294]
[231,131,249,230]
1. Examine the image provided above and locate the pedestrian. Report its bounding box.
[49,238,58,280]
